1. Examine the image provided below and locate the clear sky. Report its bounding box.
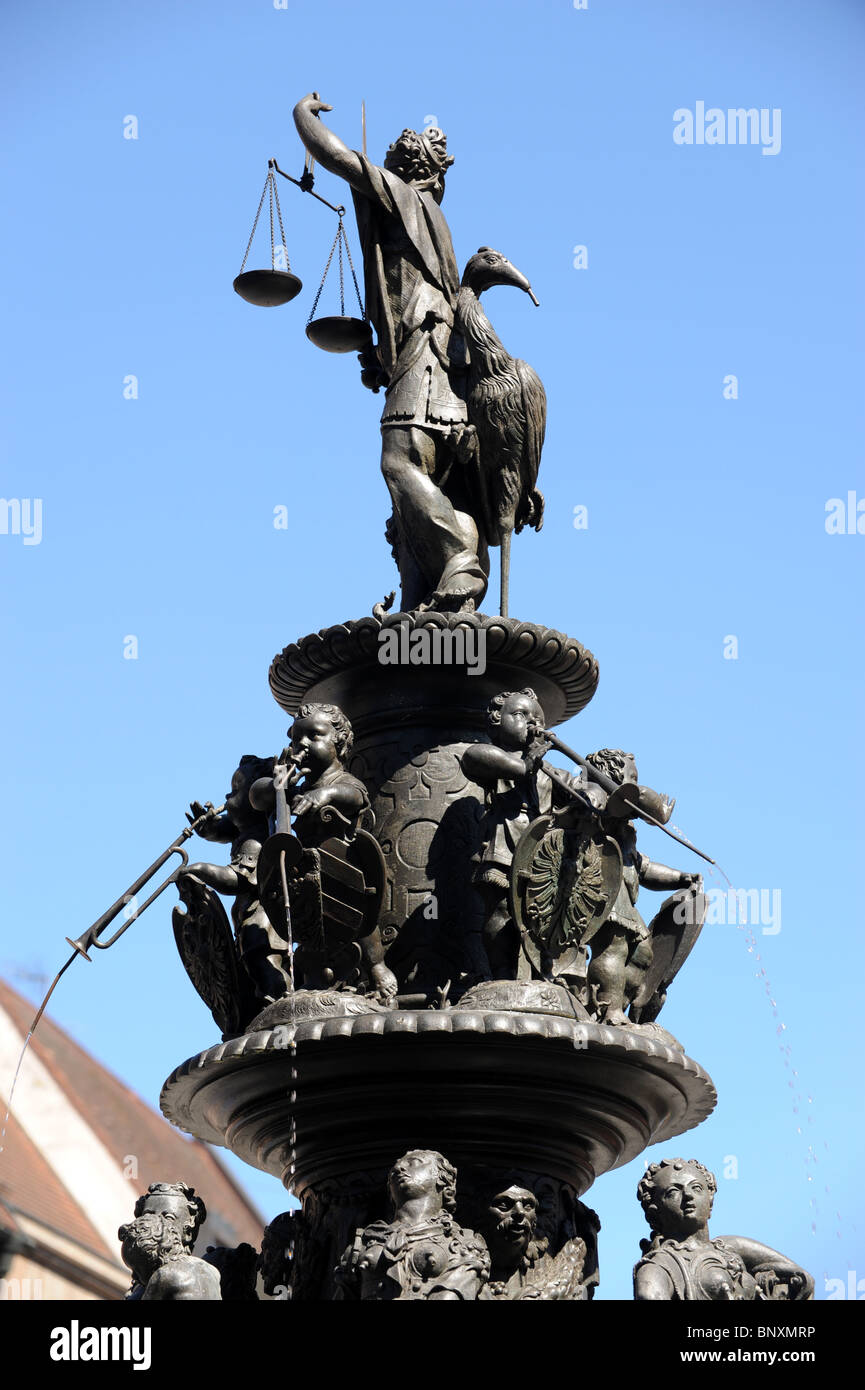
[1,0,862,1300]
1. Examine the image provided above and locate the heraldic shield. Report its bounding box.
[510,814,623,986]
[258,827,387,992]
[629,883,707,1024]
[172,877,259,1038]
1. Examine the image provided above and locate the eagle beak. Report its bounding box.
[499,259,539,306]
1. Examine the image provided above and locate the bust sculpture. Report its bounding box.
[633,1158,814,1301]
[336,1150,489,1300]
[476,1181,591,1300]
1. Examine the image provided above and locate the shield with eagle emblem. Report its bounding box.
[510,814,623,982]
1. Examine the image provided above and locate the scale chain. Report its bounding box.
[272,173,289,269]
[306,220,341,326]
[342,223,365,318]
[239,172,270,275]
[338,223,345,316]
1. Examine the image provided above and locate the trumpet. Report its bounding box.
[534,727,715,867]
[25,803,227,1035]
[64,802,226,961]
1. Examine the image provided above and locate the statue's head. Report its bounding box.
[231,838,261,874]
[226,755,275,835]
[133,1181,206,1252]
[479,1183,539,1273]
[119,1211,184,1280]
[132,1178,205,1256]
[384,127,454,203]
[258,1211,296,1298]
[487,688,545,752]
[637,1158,717,1240]
[204,1242,258,1300]
[290,702,353,778]
[387,1149,457,1215]
[586,748,638,786]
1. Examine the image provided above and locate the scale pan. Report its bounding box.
[233,269,303,308]
[306,316,371,353]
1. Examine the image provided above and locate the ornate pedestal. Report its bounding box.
[161,613,717,1299]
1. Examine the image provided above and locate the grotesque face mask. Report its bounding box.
[484,1185,538,1260]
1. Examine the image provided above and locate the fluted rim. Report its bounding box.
[268,613,599,726]
[160,1009,717,1145]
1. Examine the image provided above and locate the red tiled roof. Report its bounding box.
[0,979,265,1256]
[0,1109,111,1256]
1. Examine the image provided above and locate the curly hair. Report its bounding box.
[133,1181,206,1248]
[293,702,354,761]
[119,1211,184,1263]
[586,748,635,786]
[383,128,454,202]
[486,687,544,732]
[637,1158,717,1219]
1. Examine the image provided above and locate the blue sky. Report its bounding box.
[1,0,862,1299]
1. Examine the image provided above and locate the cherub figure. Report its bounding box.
[252,703,397,1003]
[634,1159,814,1302]
[180,754,292,1005]
[288,703,369,840]
[461,689,586,978]
[582,749,700,1025]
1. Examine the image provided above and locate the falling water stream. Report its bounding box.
[0,954,77,1156]
[669,822,844,1275]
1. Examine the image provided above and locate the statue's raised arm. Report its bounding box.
[292,93,367,193]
